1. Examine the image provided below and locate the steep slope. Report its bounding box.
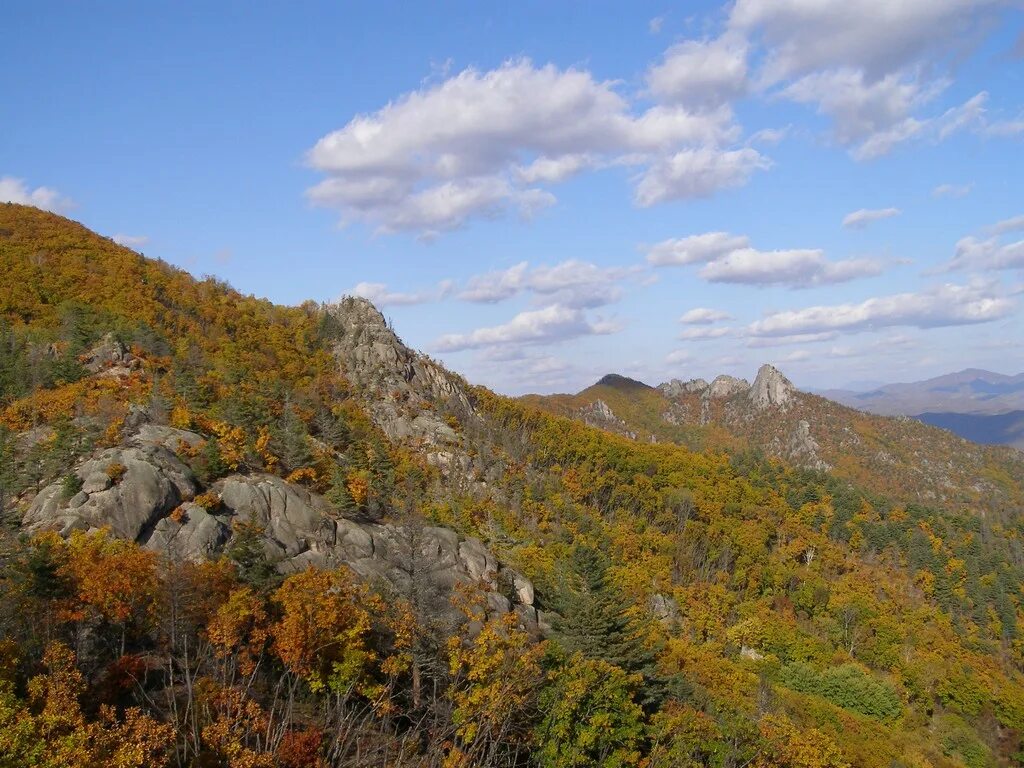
[5,205,1024,767]
[527,364,1024,512]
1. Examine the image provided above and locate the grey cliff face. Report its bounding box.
[707,375,750,399]
[749,364,796,411]
[324,297,477,469]
[23,420,537,631]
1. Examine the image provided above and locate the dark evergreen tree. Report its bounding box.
[270,399,312,472]
[552,545,676,710]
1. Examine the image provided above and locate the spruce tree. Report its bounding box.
[552,545,673,710]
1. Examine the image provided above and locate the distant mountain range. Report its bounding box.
[523,365,1024,509]
[819,369,1024,449]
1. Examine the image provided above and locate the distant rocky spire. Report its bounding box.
[749,364,795,410]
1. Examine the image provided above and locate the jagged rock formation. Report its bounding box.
[785,420,830,471]
[749,364,795,411]
[324,297,478,471]
[577,399,636,439]
[24,429,198,540]
[658,378,709,397]
[81,332,142,377]
[707,375,750,399]
[23,420,537,629]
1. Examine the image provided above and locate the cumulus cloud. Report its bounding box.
[646,34,748,108]
[988,214,1024,236]
[746,332,840,348]
[729,0,1000,83]
[111,234,149,248]
[0,176,73,212]
[842,207,901,229]
[634,147,769,206]
[665,349,692,364]
[680,307,733,324]
[646,231,750,266]
[947,236,1024,272]
[748,281,1014,337]
[307,59,758,237]
[649,231,882,287]
[700,248,882,286]
[458,259,640,308]
[932,182,973,198]
[349,280,454,307]
[434,304,618,352]
[679,326,734,341]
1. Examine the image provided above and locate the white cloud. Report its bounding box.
[308,59,755,236]
[680,307,733,324]
[842,207,901,229]
[988,214,1024,236]
[679,326,734,341]
[111,234,149,248]
[948,236,1024,272]
[459,262,530,303]
[746,332,840,347]
[646,34,748,108]
[647,231,750,266]
[749,281,1014,337]
[459,259,640,309]
[649,16,664,34]
[985,118,1024,137]
[515,154,594,184]
[729,0,1000,83]
[434,303,618,351]
[700,247,882,286]
[665,349,692,364]
[0,176,73,212]
[649,230,882,287]
[634,147,769,206]
[349,279,453,307]
[932,182,973,198]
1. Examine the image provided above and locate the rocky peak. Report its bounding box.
[706,375,750,399]
[749,364,795,410]
[658,378,710,397]
[324,296,477,468]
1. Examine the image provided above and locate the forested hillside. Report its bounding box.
[2,203,1024,767]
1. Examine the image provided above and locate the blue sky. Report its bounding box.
[3,1,1023,394]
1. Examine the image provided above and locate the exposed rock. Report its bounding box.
[659,378,709,397]
[24,445,197,540]
[706,375,750,399]
[131,423,205,453]
[750,364,795,410]
[649,593,680,626]
[787,420,831,472]
[81,332,139,375]
[324,297,475,449]
[215,474,331,558]
[578,399,636,438]
[146,503,230,562]
[740,645,765,661]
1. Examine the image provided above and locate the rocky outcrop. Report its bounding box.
[324,298,477,467]
[750,364,795,411]
[707,375,750,399]
[81,332,141,376]
[658,378,709,397]
[24,434,198,540]
[576,400,637,439]
[785,420,831,472]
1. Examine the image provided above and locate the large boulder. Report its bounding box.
[23,444,197,540]
[145,503,230,562]
[214,474,332,557]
